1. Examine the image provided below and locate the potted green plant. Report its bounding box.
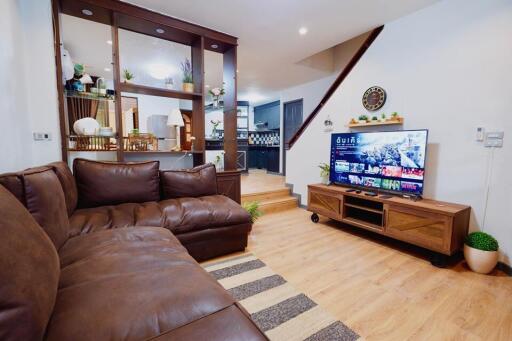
[242,201,263,223]
[318,163,330,185]
[358,115,369,124]
[123,69,134,83]
[181,58,194,93]
[391,112,400,121]
[371,116,378,122]
[380,113,387,122]
[464,231,499,274]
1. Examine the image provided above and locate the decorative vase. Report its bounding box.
[124,79,133,84]
[182,82,194,93]
[213,97,219,108]
[464,244,498,274]
[321,174,329,185]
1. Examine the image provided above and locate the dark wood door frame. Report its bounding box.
[282,98,304,176]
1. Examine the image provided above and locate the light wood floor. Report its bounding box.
[241,169,285,195]
[217,208,512,340]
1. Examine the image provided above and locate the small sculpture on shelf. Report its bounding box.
[181,58,194,93]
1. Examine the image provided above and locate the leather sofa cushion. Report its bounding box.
[73,158,160,208]
[154,305,268,341]
[161,163,217,199]
[0,172,24,205]
[0,186,60,340]
[48,161,78,216]
[68,195,251,237]
[46,227,235,341]
[22,167,70,250]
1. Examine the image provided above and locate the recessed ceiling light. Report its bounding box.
[298,27,308,35]
[82,9,93,16]
[155,28,165,34]
[104,67,111,72]
[106,40,112,45]
[211,44,218,49]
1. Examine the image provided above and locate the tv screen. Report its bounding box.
[329,130,428,195]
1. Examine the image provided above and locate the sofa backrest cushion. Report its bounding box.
[0,185,60,340]
[160,163,217,199]
[22,167,70,250]
[73,158,160,208]
[0,172,24,205]
[48,161,78,216]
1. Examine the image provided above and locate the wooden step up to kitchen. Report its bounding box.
[241,188,298,214]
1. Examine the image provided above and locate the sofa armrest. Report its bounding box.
[160,163,218,199]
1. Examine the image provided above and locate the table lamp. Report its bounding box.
[167,108,185,151]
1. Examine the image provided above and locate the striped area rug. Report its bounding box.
[202,253,359,341]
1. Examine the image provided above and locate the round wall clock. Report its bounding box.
[362,86,386,111]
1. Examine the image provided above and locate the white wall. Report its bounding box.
[0,0,60,172]
[287,0,512,265]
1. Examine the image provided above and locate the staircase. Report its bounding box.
[241,187,298,214]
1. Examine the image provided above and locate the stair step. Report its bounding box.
[241,188,291,204]
[258,196,298,214]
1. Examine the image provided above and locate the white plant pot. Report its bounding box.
[358,120,367,124]
[321,175,330,185]
[464,244,498,274]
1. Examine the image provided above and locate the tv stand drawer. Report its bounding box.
[308,190,342,219]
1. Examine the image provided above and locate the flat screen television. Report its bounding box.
[329,130,428,195]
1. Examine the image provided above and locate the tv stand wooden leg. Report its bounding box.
[430,252,448,268]
[311,213,319,223]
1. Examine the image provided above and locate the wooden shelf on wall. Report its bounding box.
[347,119,404,128]
[123,150,203,155]
[119,82,203,100]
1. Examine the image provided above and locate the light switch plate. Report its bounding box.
[484,131,504,148]
[33,132,52,141]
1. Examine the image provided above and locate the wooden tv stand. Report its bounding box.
[307,184,470,266]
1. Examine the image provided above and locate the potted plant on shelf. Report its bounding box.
[242,201,263,223]
[390,112,400,121]
[464,231,499,274]
[318,163,330,185]
[371,116,378,122]
[123,69,134,83]
[209,86,225,108]
[380,113,387,122]
[358,115,369,124]
[211,119,221,139]
[181,58,194,93]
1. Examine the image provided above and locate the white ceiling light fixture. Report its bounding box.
[155,28,165,34]
[106,40,112,45]
[298,27,308,35]
[82,9,93,16]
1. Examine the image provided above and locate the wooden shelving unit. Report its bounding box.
[119,82,202,100]
[347,119,404,128]
[53,0,238,172]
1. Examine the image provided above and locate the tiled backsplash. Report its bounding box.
[249,131,280,145]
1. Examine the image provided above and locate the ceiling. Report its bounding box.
[123,0,439,104]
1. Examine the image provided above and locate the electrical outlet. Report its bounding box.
[33,132,52,141]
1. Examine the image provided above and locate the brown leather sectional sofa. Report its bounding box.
[0,159,267,340]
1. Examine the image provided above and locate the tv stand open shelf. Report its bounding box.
[307,184,471,266]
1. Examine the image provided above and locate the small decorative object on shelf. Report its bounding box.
[324,115,333,132]
[214,151,225,171]
[181,58,194,93]
[211,119,221,138]
[190,136,196,151]
[209,86,225,108]
[124,133,157,151]
[164,77,174,90]
[358,115,369,124]
[349,118,358,125]
[371,116,378,121]
[73,117,100,135]
[123,69,134,83]
[380,113,387,122]
[464,231,499,274]
[318,163,330,185]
